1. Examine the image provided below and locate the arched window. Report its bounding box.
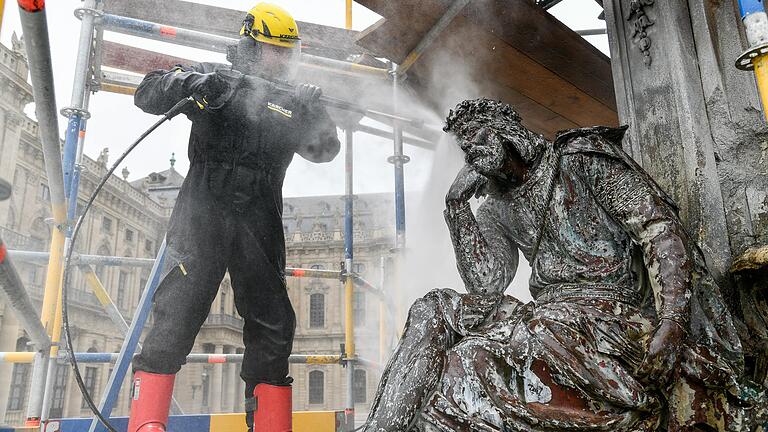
[309,293,325,328]
[308,370,324,404]
[7,337,32,411]
[353,289,366,325]
[353,369,367,404]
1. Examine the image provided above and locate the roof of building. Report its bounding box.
[130,166,185,191]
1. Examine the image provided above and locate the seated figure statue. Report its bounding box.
[363,98,751,432]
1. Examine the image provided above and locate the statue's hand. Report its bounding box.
[637,319,686,387]
[446,165,489,206]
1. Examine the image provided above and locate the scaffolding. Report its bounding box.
[0,0,437,431]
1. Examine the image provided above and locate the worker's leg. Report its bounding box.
[134,180,230,374]
[129,171,230,432]
[229,216,294,429]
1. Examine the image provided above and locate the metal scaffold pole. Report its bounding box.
[79,265,184,415]
[378,256,387,366]
[38,0,102,423]
[89,239,168,432]
[388,64,409,332]
[343,125,356,430]
[16,0,67,425]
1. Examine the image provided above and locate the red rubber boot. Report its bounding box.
[253,384,292,432]
[127,371,175,432]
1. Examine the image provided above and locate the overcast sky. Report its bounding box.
[0,0,607,198]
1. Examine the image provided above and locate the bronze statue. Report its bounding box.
[363,99,764,431]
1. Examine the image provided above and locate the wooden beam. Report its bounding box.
[354,0,617,134]
[101,40,195,75]
[410,13,617,127]
[356,0,616,112]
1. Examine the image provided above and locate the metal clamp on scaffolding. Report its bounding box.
[737,0,768,121]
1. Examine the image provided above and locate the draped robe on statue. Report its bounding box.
[365,127,743,432]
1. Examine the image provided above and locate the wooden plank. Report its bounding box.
[101,41,195,75]
[462,1,615,109]
[356,0,616,113]
[411,14,618,127]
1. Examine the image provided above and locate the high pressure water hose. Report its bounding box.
[62,97,193,432]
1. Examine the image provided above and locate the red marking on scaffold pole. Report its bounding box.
[208,355,226,364]
[79,130,86,138]
[0,243,6,264]
[18,0,45,12]
[160,26,177,37]
[292,269,306,277]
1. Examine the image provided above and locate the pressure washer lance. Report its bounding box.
[203,69,431,130]
[61,97,191,432]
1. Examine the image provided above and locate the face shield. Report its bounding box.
[259,40,301,82]
[229,36,301,82]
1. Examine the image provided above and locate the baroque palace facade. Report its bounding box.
[0,40,393,424]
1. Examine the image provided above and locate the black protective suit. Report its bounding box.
[132,62,340,391]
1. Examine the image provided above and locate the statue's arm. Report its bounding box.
[444,200,519,295]
[569,153,692,326]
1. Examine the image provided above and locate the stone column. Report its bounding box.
[0,109,15,228]
[227,350,239,412]
[604,0,733,279]
[236,347,245,412]
[603,0,768,280]
[210,344,223,413]
[603,0,768,427]
[221,345,238,412]
[0,310,20,422]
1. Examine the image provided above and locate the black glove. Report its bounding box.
[294,83,322,109]
[187,72,229,102]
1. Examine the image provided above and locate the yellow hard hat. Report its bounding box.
[241,3,300,48]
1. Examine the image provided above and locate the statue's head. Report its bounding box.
[444,98,546,187]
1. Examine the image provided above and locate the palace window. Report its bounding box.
[50,364,69,418]
[308,370,324,404]
[39,183,50,202]
[352,263,366,275]
[353,369,367,404]
[353,290,366,324]
[117,271,129,310]
[309,293,325,328]
[102,216,113,233]
[6,338,31,411]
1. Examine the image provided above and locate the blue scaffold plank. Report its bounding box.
[46,415,211,432]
